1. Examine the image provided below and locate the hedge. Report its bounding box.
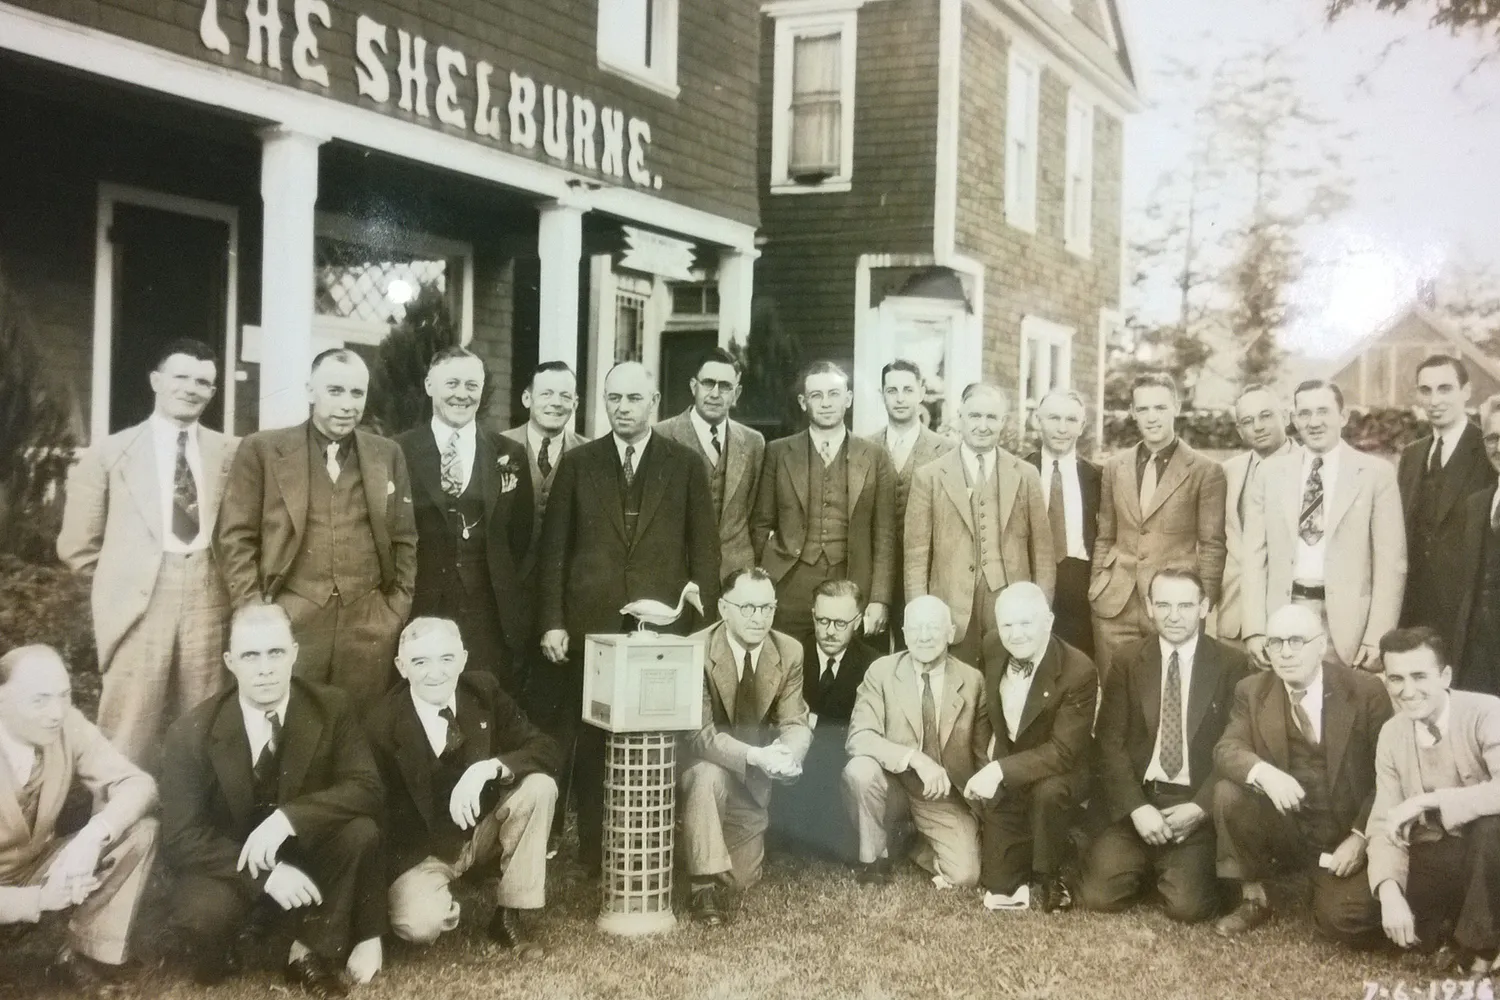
[1100,407,1431,454]
[0,554,100,711]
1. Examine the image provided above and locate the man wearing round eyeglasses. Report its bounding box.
[1210,603,1389,942]
[680,568,811,926]
[771,579,879,862]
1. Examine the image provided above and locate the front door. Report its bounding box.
[108,202,230,432]
[659,329,719,419]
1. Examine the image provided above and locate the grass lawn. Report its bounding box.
[0,841,1468,1000]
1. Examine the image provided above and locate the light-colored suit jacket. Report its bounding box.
[1091,440,1228,614]
[0,710,157,923]
[904,448,1055,642]
[57,419,238,671]
[684,624,812,804]
[1367,691,1500,892]
[1219,441,1294,639]
[846,652,989,792]
[655,409,765,575]
[501,424,586,578]
[1242,443,1406,663]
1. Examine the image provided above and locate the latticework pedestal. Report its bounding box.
[598,731,678,935]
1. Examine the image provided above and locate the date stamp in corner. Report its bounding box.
[1362,981,1497,1000]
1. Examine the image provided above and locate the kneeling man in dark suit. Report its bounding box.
[964,582,1096,913]
[365,617,559,958]
[160,603,385,996]
[1211,603,1388,941]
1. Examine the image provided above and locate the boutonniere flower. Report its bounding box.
[496,454,519,494]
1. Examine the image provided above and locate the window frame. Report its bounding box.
[1063,93,1095,257]
[1019,315,1076,413]
[1005,46,1041,233]
[597,0,681,99]
[769,9,858,195]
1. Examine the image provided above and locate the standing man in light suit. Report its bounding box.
[1219,385,1293,650]
[1091,374,1227,685]
[905,382,1054,669]
[863,359,956,649]
[1025,389,1100,658]
[216,348,418,711]
[655,348,765,575]
[58,338,238,767]
[1242,379,1407,671]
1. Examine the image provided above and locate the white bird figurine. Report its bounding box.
[621,582,704,632]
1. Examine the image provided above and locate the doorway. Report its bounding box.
[660,329,719,419]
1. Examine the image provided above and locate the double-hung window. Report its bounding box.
[598,0,680,97]
[1005,48,1041,232]
[770,10,857,193]
[1064,94,1095,256]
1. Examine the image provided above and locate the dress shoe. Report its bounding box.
[46,947,129,992]
[488,907,546,960]
[1035,875,1073,913]
[1214,898,1271,937]
[854,858,892,886]
[284,952,349,999]
[689,883,725,927]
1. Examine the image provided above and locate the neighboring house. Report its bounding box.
[1318,306,1500,409]
[0,0,760,441]
[755,0,1140,437]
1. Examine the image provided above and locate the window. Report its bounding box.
[1005,48,1041,232]
[598,0,679,97]
[1019,316,1075,408]
[770,11,857,194]
[1064,94,1095,256]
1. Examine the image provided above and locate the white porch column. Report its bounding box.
[537,198,587,369]
[716,246,759,350]
[257,125,325,430]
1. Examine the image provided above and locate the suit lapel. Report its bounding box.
[751,638,781,724]
[1139,641,1163,738]
[209,697,256,830]
[270,429,310,544]
[1260,678,1291,771]
[457,685,494,764]
[1118,452,1145,528]
[847,439,871,512]
[939,666,965,749]
[634,438,670,538]
[33,741,67,836]
[996,452,1020,532]
[394,698,437,831]
[1433,424,1483,527]
[1142,444,1192,521]
[724,422,751,502]
[356,432,393,565]
[1015,640,1061,738]
[409,426,448,512]
[476,429,499,522]
[200,430,229,530]
[0,744,24,836]
[789,434,811,513]
[586,446,628,543]
[1398,437,1427,528]
[1280,454,1303,536]
[940,454,976,534]
[1325,446,1361,536]
[122,425,162,543]
[895,655,923,739]
[1185,637,1221,741]
[277,687,321,802]
[1224,453,1250,532]
[1322,667,1354,789]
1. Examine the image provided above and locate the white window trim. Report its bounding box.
[1004,46,1041,233]
[597,0,681,99]
[1063,93,1095,258]
[769,10,858,195]
[1019,315,1076,416]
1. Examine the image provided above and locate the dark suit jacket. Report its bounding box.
[1398,422,1496,632]
[1452,485,1500,691]
[801,637,878,724]
[365,671,561,875]
[751,431,896,607]
[1095,634,1251,822]
[538,434,720,640]
[980,634,1098,794]
[396,424,534,651]
[501,425,587,581]
[159,679,382,891]
[1214,662,1392,836]
[216,422,418,612]
[1025,450,1101,559]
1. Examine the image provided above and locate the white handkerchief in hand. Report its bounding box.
[982,885,1031,911]
[1318,853,1336,871]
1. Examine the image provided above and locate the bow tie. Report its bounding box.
[1008,658,1035,678]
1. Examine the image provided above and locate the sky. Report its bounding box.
[1123,0,1500,359]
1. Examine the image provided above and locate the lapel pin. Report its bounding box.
[479,721,488,730]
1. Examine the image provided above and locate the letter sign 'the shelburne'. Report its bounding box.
[196,0,663,191]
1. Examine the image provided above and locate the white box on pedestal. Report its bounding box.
[582,632,705,733]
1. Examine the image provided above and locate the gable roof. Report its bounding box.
[977,0,1142,112]
[1318,305,1500,387]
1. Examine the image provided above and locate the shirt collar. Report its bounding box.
[689,408,725,439]
[1303,441,1344,472]
[409,687,457,720]
[1421,695,1453,738]
[725,635,763,674]
[527,422,563,455]
[808,425,847,451]
[431,416,477,446]
[960,443,995,475]
[1139,437,1178,464]
[239,692,291,726]
[1436,421,1468,456]
[1285,668,1323,706]
[309,422,353,457]
[150,412,198,444]
[0,721,37,780]
[1041,448,1077,468]
[886,422,921,448]
[1159,630,1200,665]
[819,644,847,672]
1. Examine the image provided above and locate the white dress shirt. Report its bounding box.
[1431,421,1468,469]
[410,690,459,757]
[1040,449,1089,560]
[808,425,847,463]
[0,723,35,788]
[884,423,922,473]
[240,694,291,763]
[1144,632,1199,785]
[689,408,727,464]
[959,444,994,488]
[1293,444,1343,585]
[613,430,653,470]
[998,639,1047,741]
[151,414,208,553]
[1414,697,1452,750]
[726,636,765,680]
[432,417,477,493]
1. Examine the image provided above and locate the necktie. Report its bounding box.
[1423,719,1443,745]
[440,430,464,497]
[1299,456,1325,546]
[1290,688,1318,744]
[171,429,200,543]
[325,441,342,483]
[920,670,941,760]
[819,655,839,705]
[538,436,553,479]
[437,706,465,757]
[734,650,759,730]
[623,444,636,489]
[254,710,282,785]
[1048,460,1066,560]
[1428,442,1443,477]
[710,423,722,461]
[1159,650,1184,780]
[1009,658,1035,678]
[1140,452,1159,510]
[818,439,834,465]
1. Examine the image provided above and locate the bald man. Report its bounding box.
[1212,603,1390,941]
[843,596,988,888]
[535,361,720,874]
[0,646,158,986]
[965,583,1097,912]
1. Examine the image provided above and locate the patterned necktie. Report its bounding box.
[1009,658,1036,678]
[171,429,200,543]
[734,650,759,730]
[818,439,834,465]
[1048,460,1066,560]
[325,441,342,483]
[254,710,282,785]
[1140,451,1159,510]
[1159,650,1184,780]
[1299,456,1325,546]
[1290,688,1318,744]
[920,670,941,760]
[538,436,553,479]
[710,423,722,461]
[1423,719,1443,745]
[437,706,465,757]
[440,430,464,498]
[623,444,636,489]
